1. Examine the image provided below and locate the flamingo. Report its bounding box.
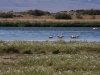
[70,35,79,38]
[57,35,64,38]
[49,36,53,38]
[93,28,98,30]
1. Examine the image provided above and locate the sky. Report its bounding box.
[0,0,100,12]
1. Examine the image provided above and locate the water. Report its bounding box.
[0,27,100,42]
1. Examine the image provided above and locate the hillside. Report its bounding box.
[0,9,100,23]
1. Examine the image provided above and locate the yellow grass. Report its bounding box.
[0,18,100,22]
[0,15,100,22]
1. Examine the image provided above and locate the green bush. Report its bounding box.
[1,46,19,54]
[0,12,14,18]
[22,50,33,54]
[28,9,47,16]
[52,50,60,54]
[55,13,72,19]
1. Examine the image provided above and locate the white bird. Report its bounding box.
[49,36,53,38]
[70,35,79,38]
[93,28,98,30]
[57,35,64,38]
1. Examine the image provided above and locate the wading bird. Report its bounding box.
[57,35,64,38]
[70,35,79,38]
[49,36,53,38]
[93,28,98,30]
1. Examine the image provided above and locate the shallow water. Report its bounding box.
[0,27,100,42]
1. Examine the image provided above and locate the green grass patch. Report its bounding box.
[0,54,100,75]
[0,21,100,27]
[0,41,100,54]
[0,41,100,75]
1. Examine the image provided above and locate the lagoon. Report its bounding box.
[0,27,100,42]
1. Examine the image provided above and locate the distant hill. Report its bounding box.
[0,0,100,12]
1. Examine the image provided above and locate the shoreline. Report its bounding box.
[0,21,100,27]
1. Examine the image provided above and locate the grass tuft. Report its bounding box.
[22,50,33,54]
[52,49,60,54]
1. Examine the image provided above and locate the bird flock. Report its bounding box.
[49,34,79,39]
[49,27,98,39]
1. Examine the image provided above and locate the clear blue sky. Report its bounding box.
[0,0,100,12]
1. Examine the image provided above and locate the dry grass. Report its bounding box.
[0,15,100,23]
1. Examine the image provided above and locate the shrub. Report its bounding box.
[76,14,83,19]
[52,50,60,54]
[2,46,19,54]
[22,50,33,54]
[28,9,47,16]
[0,12,14,18]
[55,13,72,19]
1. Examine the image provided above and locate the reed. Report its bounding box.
[0,21,100,27]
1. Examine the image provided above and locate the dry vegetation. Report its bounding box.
[0,15,100,23]
[0,9,100,23]
[0,40,100,75]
